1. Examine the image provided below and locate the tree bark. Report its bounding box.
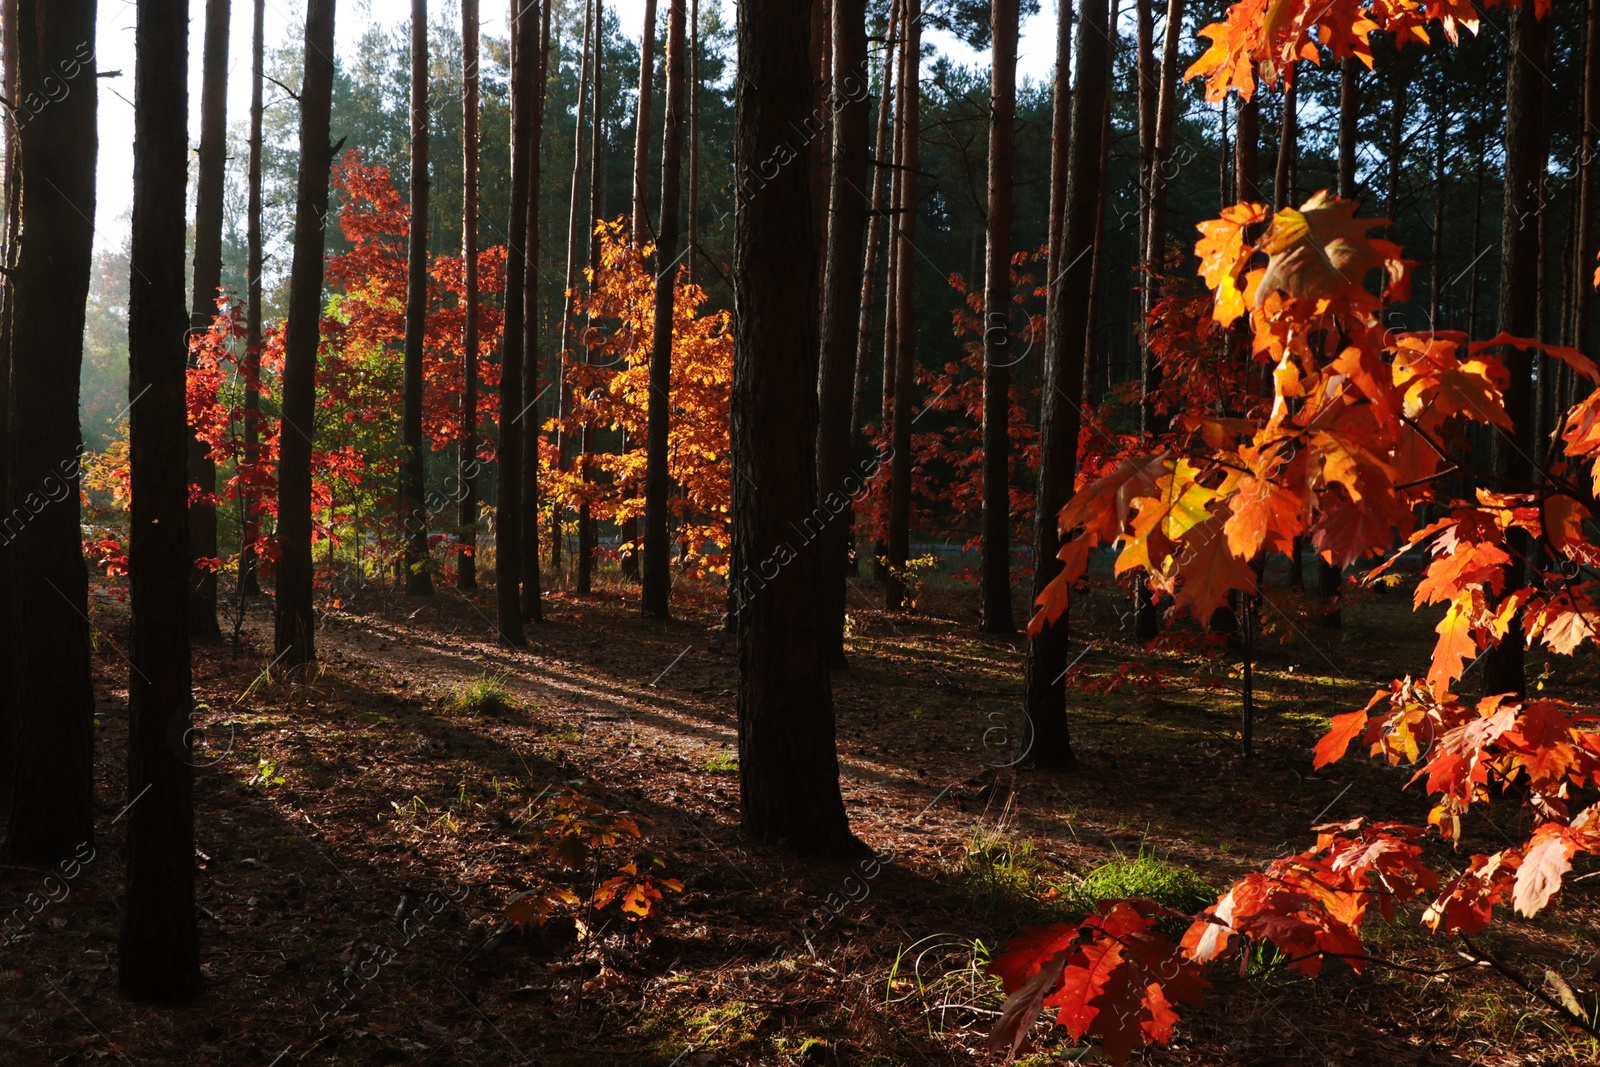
[851,0,897,447]
[459,0,481,592]
[620,0,658,582]
[885,0,920,611]
[3,0,98,861]
[979,0,1020,635]
[553,0,594,575]
[273,0,339,668]
[1234,88,1259,203]
[187,0,229,640]
[0,0,19,787]
[1044,0,1072,328]
[1025,0,1110,769]
[496,0,536,648]
[1579,0,1600,374]
[1272,65,1296,213]
[521,0,550,623]
[643,0,688,618]
[578,0,606,595]
[732,0,858,856]
[688,0,699,286]
[402,0,435,596]
[1484,0,1549,699]
[121,0,199,1002]
[241,0,265,598]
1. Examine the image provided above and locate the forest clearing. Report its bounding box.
[6,0,1600,1062]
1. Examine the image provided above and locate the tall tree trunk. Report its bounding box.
[241,0,265,598]
[0,0,19,787]
[521,0,551,623]
[1217,94,1229,210]
[187,0,228,640]
[1469,126,1485,336]
[1272,65,1296,213]
[1485,1,1549,699]
[732,0,858,857]
[1579,0,1600,384]
[814,0,872,655]
[875,14,905,588]
[1135,0,1184,633]
[1025,0,1109,769]
[579,0,605,595]
[1430,106,1448,325]
[620,0,658,583]
[979,0,1020,635]
[402,0,435,596]
[1338,57,1357,198]
[1135,0,1154,284]
[642,0,688,618]
[553,0,594,575]
[459,0,481,592]
[632,0,659,240]
[273,0,339,668]
[496,0,535,648]
[1235,88,1259,203]
[1044,0,1072,327]
[885,0,920,611]
[1085,0,1116,408]
[121,0,198,1002]
[852,0,897,446]
[687,0,699,285]
[3,0,98,862]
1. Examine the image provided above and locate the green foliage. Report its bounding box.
[441,672,516,716]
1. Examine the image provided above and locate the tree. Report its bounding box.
[579,0,607,595]
[621,0,660,583]
[978,0,1020,635]
[121,0,199,1002]
[0,0,18,788]
[885,0,921,611]
[1483,0,1549,699]
[273,0,340,668]
[732,0,858,856]
[187,0,229,640]
[3,0,98,862]
[1577,0,1599,366]
[459,0,481,592]
[814,0,872,655]
[401,0,435,596]
[851,0,898,446]
[643,0,689,618]
[496,0,536,649]
[1022,0,1110,770]
[520,0,550,624]
[241,0,265,598]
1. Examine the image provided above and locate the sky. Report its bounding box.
[91,0,1065,253]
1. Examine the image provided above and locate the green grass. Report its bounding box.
[700,749,738,774]
[1068,847,1218,924]
[441,672,516,716]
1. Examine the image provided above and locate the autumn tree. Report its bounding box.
[814,0,872,656]
[495,0,536,649]
[978,0,1019,635]
[2,0,98,862]
[1023,0,1110,769]
[459,0,481,592]
[121,0,199,1002]
[273,0,340,668]
[642,0,688,618]
[732,0,858,855]
[187,0,229,640]
[401,0,435,596]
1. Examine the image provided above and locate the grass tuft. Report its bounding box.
[441,672,517,716]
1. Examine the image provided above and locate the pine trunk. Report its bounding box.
[553,0,594,575]
[459,0,481,592]
[1025,0,1110,770]
[885,0,920,611]
[578,0,605,595]
[1579,0,1600,371]
[121,0,199,1002]
[732,0,858,856]
[643,0,688,618]
[241,0,265,598]
[3,0,98,862]
[401,0,434,595]
[520,0,551,623]
[187,0,229,639]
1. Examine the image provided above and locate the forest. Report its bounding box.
[5,0,1600,1062]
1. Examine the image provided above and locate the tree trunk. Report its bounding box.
[874,15,905,589]
[1484,0,1549,699]
[1272,65,1296,213]
[643,0,688,618]
[688,0,699,285]
[632,0,659,240]
[1044,0,1072,328]
[851,0,897,447]
[1579,0,1600,381]
[401,0,435,596]
[121,0,198,1002]
[553,0,594,575]
[812,0,872,656]
[1025,0,1109,770]
[0,0,19,788]
[241,0,265,598]
[3,0,98,862]
[979,0,1020,635]
[521,0,550,623]
[1135,0,1154,278]
[1338,57,1357,198]
[459,0,481,592]
[885,0,920,611]
[1234,88,1259,203]
[578,0,605,595]
[273,0,339,668]
[187,0,228,640]
[495,0,536,648]
[732,0,858,856]
[1084,0,1116,408]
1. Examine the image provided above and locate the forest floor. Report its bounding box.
[1,554,1598,1066]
